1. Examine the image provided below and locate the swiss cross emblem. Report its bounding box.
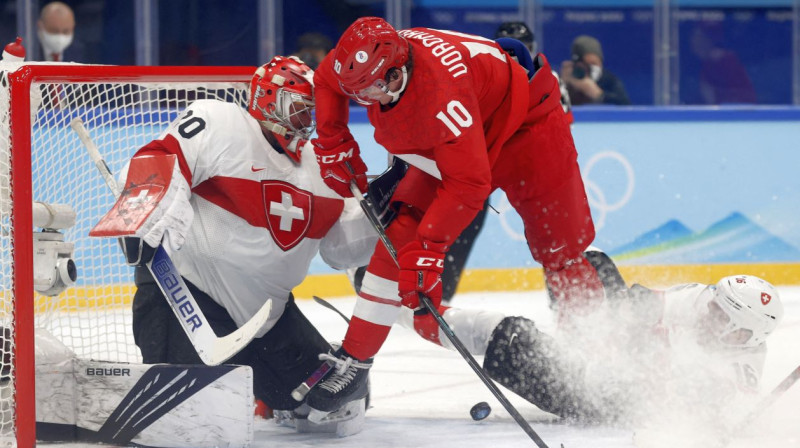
[262,180,312,251]
[761,292,772,305]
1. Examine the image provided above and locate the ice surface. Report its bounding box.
[253,288,800,448]
[51,287,799,448]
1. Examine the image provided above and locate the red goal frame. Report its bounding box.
[6,64,254,448]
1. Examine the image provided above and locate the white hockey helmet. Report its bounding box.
[703,275,783,348]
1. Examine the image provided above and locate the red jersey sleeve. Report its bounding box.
[313,52,354,141]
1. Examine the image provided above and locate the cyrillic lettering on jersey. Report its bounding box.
[398,29,468,79]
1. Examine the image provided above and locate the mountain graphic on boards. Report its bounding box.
[609,212,800,264]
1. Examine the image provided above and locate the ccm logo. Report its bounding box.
[317,148,354,165]
[416,257,444,268]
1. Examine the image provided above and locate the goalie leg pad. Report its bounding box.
[133,278,331,410]
[36,360,254,447]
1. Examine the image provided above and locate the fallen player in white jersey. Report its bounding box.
[95,56,377,436]
[389,250,784,436]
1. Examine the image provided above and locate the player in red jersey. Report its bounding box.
[305,17,604,413]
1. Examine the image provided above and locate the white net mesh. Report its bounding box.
[0,62,250,445]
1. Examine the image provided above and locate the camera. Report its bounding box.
[572,64,587,80]
[32,202,78,296]
[34,230,77,296]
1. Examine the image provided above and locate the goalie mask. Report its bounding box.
[696,275,784,348]
[249,56,315,163]
[332,17,410,105]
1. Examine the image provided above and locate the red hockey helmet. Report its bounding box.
[248,55,315,162]
[332,17,409,105]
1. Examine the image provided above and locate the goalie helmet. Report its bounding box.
[248,55,315,163]
[332,17,409,105]
[699,275,783,348]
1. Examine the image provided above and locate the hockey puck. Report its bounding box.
[470,401,491,421]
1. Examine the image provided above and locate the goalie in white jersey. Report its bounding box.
[118,56,376,430]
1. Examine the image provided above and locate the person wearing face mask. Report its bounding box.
[37,1,76,62]
[561,35,631,105]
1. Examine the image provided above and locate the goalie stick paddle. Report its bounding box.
[346,181,553,448]
[71,118,272,366]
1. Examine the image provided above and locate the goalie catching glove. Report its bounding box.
[312,131,368,198]
[398,240,448,310]
[90,154,194,265]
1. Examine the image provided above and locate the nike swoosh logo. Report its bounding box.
[251,166,266,172]
[549,244,566,253]
[508,332,518,346]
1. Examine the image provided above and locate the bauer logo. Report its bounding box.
[252,85,266,110]
[151,249,204,332]
[86,367,131,376]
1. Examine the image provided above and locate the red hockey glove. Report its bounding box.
[398,240,448,311]
[312,132,368,198]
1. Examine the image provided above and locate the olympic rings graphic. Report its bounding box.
[495,150,635,241]
[583,150,635,229]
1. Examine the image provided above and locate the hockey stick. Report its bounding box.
[313,296,351,323]
[717,364,800,447]
[346,182,552,448]
[71,118,272,366]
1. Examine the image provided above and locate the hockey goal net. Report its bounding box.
[0,62,252,447]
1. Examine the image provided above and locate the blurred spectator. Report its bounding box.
[292,32,333,70]
[37,1,79,62]
[689,22,756,105]
[561,35,630,105]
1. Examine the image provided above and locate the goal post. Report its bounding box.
[1,63,254,447]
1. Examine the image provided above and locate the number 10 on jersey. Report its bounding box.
[436,100,473,137]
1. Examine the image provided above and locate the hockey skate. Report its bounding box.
[305,347,372,417]
[274,398,367,437]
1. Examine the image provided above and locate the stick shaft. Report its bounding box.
[71,119,121,198]
[350,182,550,447]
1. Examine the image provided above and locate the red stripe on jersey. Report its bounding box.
[308,196,344,239]
[192,176,344,239]
[134,134,192,185]
[358,291,401,307]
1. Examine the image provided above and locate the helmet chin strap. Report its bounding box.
[262,120,288,137]
[386,65,408,104]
